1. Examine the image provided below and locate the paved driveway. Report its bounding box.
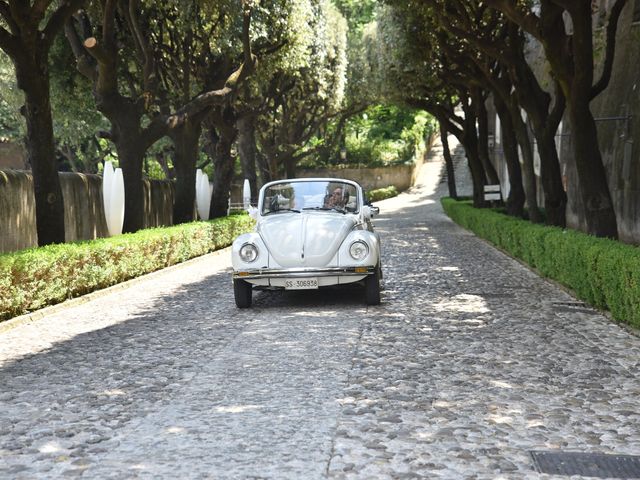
[1,147,640,479]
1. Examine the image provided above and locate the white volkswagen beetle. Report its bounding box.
[231,178,382,308]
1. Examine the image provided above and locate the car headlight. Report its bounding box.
[349,241,369,261]
[239,243,259,263]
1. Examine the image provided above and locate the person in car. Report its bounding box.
[324,186,347,208]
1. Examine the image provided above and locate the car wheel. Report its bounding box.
[234,279,252,308]
[365,266,381,305]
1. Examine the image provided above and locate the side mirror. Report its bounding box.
[363,205,379,220]
[248,206,259,220]
[363,198,379,216]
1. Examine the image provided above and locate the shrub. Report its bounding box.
[441,198,640,329]
[367,186,399,202]
[0,215,255,321]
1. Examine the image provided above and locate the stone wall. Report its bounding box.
[295,164,416,193]
[143,179,174,230]
[0,170,174,253]
[229,141,432,205]
[0,170,36,252]
[60,172,108,244]
[229,160,428,206]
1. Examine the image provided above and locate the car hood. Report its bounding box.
[258,212,357,267]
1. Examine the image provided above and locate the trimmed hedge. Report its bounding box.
[368,185,399,202]
[441,198,640,329]
[0,215,255,321]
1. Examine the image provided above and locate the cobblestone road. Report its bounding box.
[1,139,640,479]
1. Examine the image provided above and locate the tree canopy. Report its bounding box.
[0,0,633,241]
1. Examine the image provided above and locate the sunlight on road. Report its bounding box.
[489,380,514,389]
[214,405,262,414]
[372,159,442,216]
[166,426,187,434]
[101,389,126,397]
[434,294,489,314]
[38,442,63,454]
[488,413,514,425]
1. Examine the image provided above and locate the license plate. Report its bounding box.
[284,278,318,290]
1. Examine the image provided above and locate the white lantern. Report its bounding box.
[196,169,212,220]
[243,179,251,210]
[102,161,125,236]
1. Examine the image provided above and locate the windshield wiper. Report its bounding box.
[303,206,346,214]
[263,208,301,216]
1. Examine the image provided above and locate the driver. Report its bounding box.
[324,186,346,209]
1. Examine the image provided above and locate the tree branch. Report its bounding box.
[96,130,114,140]
[165,86,234,130]
[242,3,252,67]
[123,0,156,92]
[0,2,19,35]
[83,36,110,64]
[591,0,628,98]
[42,0,86,51]
[224,6,256,89]
[7,1,28,26]
[31,0,49,20]
[65,17,97,80]
[484,0,542,41]
[102,0,118,49]
[0,25,19,58]
[548,80,566,129]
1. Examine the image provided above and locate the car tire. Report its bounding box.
[234,279,252,308]
[365,266,381,305]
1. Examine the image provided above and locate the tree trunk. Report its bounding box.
[493,96,525,217]
[463,133,488,208]
[507,25,566,227]
[518,88,567,227]
[170,120,202,224]
[237,114,259,204]
[94,102,151,234]
[439,121,457,200]
[508,103,542,223]
[257,141,279,183]
[532,123,567,228]
[116,142,146,233]
[17,67,65,246]
[461,100,488,207]
[209,132,235,218]
[567,102,618,238]
[338,129,347,165]
[284,154,296,179]
[209,109,238,218]
[475,95,500,185]
[256,151,273,185]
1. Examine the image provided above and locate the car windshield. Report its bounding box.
[261,180,359,216]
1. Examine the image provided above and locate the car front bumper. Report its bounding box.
[233,266,376,280]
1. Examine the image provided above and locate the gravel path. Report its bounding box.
[1,137,639,479]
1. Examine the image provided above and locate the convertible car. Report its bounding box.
[231,178,382,308]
